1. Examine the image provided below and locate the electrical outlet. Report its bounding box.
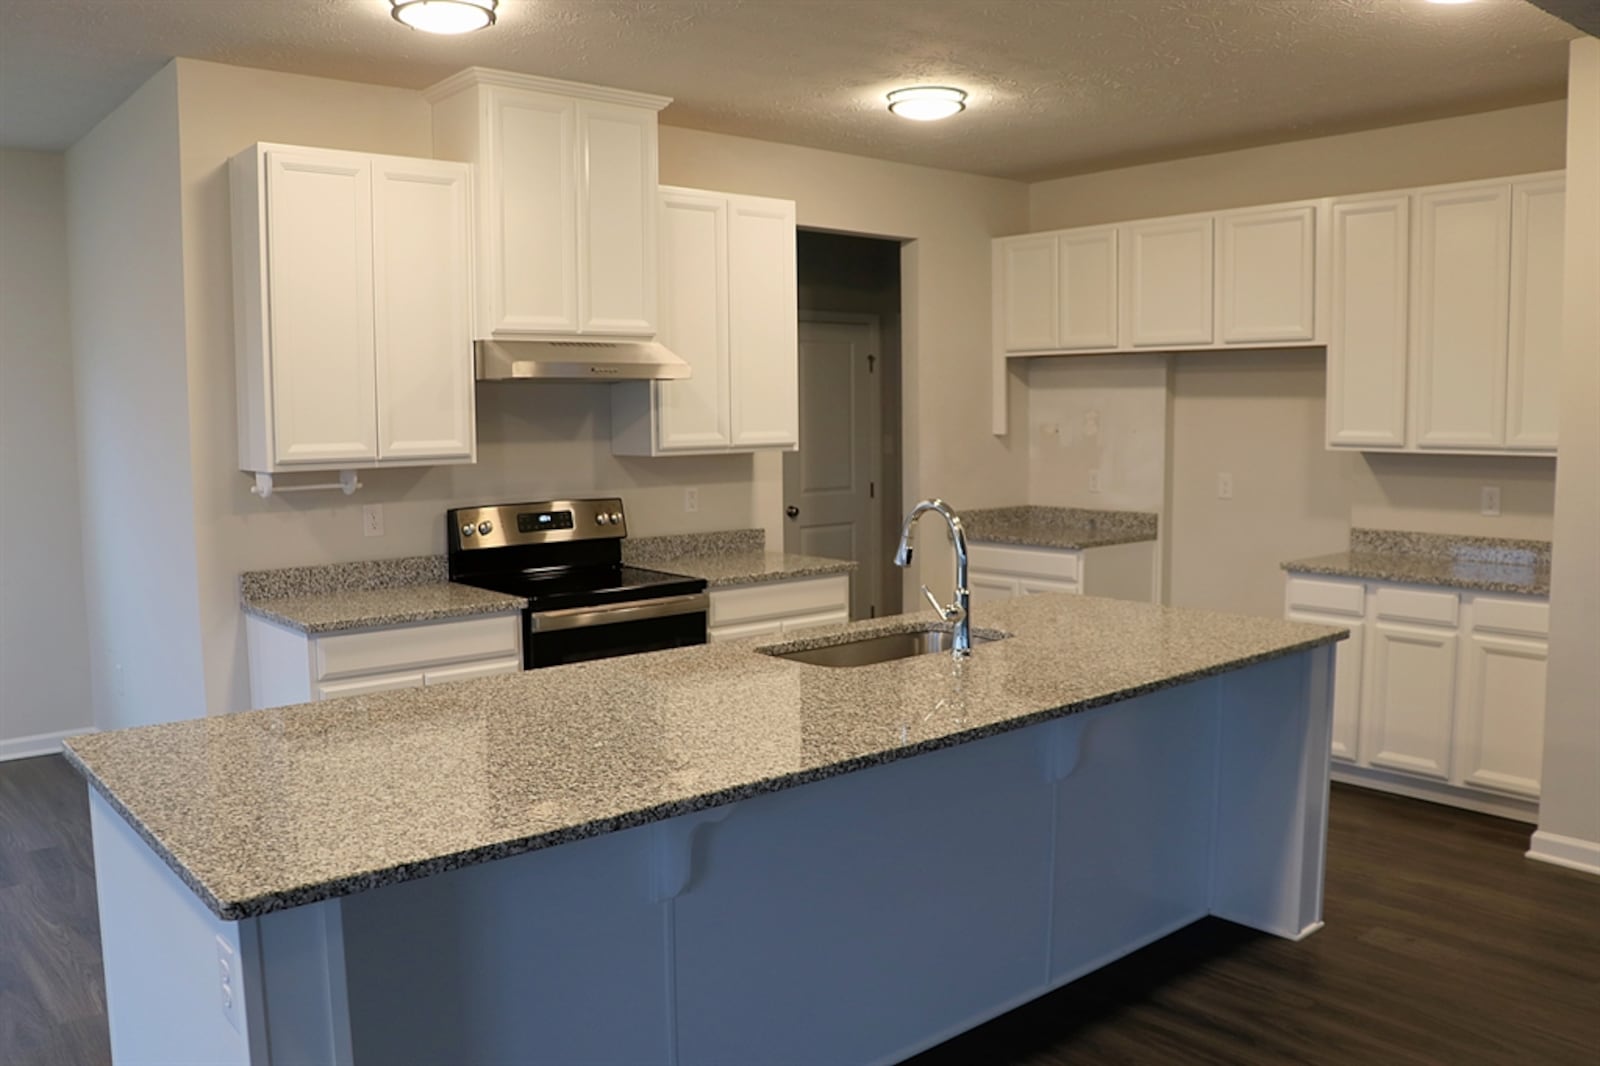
[1481,486,1501,516]
[684,487,699,514]
[1087,469,1103,494]
[1217,473,1234,500]
[362,504,384,537]
[1084,410,1100,437]
[216,935,241,1032]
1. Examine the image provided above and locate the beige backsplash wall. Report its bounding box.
[1025,101,1567,616]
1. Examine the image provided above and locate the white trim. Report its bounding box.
[1330,765,1539,823]
[1526,831,1600,877]
[423,67,672,110]
[0,727,96,762]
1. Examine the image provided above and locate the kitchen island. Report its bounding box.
[66,593,1342,1066]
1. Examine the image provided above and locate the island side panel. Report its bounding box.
[1209,644,1335,939]
[88,791,267,1065]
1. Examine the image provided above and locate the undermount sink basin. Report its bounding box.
[762,629,1002,668]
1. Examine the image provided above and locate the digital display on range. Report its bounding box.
[517,511,574,533]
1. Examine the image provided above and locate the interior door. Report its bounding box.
[783,318,880,620]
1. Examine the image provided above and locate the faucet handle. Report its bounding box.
[920,584,951,620]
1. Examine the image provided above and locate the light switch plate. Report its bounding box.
[684,488,699,514]
[1481,486,1501,516]
[1217,473,1234,500]
[1087,469,1102,494]
[216,935,241,1032]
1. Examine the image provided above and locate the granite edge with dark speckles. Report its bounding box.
[962,506,1159,550]
[241,584,528,634]
[1283,528,1552,597]
[64,596,1345,921]
[622,529,767,565]
[239,556,449,599]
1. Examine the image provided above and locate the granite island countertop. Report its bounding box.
[239,557,525,634]
[962,506,1159,551]
[65,594,1343,921]
[1283,529,1551,597]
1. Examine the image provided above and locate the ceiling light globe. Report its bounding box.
[391,0,497,35]
[887,87,968,122]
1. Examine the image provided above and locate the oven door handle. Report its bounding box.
[528,592,710,633]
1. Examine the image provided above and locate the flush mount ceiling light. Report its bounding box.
[1425,0,1475,5]
[887,86,968,122]
[390,0,498,34]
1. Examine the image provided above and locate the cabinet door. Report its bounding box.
[423,657,522,686]
[1000,235,1059,352]
[1455,632,1546,798]
[655,190,731,451]
[1411,184,1511,449]
[1288,609,1364,763]
[968,572,1020,607]
[577,101,658,336]
[728,196,799,448]
[1505,177,1564,451]
[487,87,579,334]
[708,618,784,643]
[264,149,378,464]
[1328,196,1409,448]
[316,670,425,700]
[372,157,475,461]
[1058,228,1118,349]
[1018,577,1081,597]
[1362,621,1457,780]
[1218,205,1316,344]
[1125,217,1213,347]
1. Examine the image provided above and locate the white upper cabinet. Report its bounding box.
[1410,184,1512,450]
[1328,195,1410,449]
[612,188,797,456]
[1217,205,1317,344]
[1505,176,1565,451]
[1125,216,1213,347]
[1000,235,1059,352]
[372,157,475,462]
[428,70,670,340]
[231,144,474,475]
[1058,227,1119,349]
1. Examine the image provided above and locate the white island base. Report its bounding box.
[91,648,1332,1066]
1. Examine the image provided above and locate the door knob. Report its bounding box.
[785,506,800,519]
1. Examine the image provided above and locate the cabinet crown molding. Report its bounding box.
[423,66,673,111]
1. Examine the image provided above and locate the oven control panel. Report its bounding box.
[448,499,626,550]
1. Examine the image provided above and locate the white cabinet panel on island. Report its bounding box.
[230,143,474,478]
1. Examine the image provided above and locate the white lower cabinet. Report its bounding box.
[246,612,522,710]
[708,575,851,641]
[968,541,1159,606]
[1284,576,1547,818]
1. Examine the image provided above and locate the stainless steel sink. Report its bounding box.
[762,630,1002,668]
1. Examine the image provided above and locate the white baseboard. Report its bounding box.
[0,727,95,762]
[1526,830,1600,877]
[1331,764,1539,823]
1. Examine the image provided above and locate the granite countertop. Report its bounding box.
[239,556,524,634]
[962,506,1159,551]
[65,594,1343,921]
[623,529,856,588]
[1283,529,1551,598]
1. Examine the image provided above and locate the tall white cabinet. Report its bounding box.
[231,143,475,477]
[613,187,798,456]
[1325,171,1563,456]
[427,69,669,341]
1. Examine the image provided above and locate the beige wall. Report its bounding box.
[1024,354,1168,513]
[1025,101,1570,616]
[64,64,208,731]
[0,149,94,753]
[1535,37,1600,873]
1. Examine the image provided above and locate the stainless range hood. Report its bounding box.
[475,339,691,382]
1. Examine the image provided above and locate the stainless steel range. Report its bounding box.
[446,498,708,670]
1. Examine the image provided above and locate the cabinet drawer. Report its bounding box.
[708,618,784,643]
[316,671,425,700]
[780,609,850,636]
[423,656,523,686]
[315,614,521,681]
[710,575,850,627]
[1373,586,1459,627]
[1285,577,1365,617]
[1469,596,1549,638]
[967,543,1081,582]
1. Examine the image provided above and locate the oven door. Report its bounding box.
[525,593,709,669]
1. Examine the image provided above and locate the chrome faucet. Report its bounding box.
[893,499,971,657]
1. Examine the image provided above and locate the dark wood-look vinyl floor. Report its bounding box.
[2,757,1596,1066]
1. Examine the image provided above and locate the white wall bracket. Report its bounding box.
[249,470,362,499]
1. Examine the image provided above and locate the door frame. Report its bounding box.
[790,311,886,619]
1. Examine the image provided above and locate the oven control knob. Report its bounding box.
[596,513,610,526]
[478,520,494,535]
[609,512,623,525]
[460,523,475,538]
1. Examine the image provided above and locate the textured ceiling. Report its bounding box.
[0,0,1582,180]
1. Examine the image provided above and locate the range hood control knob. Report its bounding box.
[478,520,494,535]
[460,524,475,538]
[596,513,610,526]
